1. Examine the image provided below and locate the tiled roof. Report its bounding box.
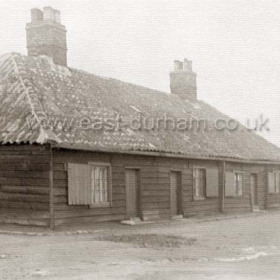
[0,52,280,161]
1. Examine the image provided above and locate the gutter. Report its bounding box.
[53,143,280,166]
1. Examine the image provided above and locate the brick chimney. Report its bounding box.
[170,58,197,101]
[26,7,67,66]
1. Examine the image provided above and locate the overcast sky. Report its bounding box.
[0,0,280,147]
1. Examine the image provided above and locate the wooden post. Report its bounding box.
[218,161,226,213]
[49,146,55,230]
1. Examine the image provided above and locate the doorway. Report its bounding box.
[170,171,182,216]
[250,173,259,211]
[125,169,140,218]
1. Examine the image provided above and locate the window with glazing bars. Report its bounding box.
[91,165,109,204]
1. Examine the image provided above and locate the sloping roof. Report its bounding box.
[0,52,280,162]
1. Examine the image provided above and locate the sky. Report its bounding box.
[0,0,280,147]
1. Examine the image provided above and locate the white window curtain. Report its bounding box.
[193,168,206,198]
[235,173,243,196]
[275,172,280,193]
[91,166,109,204]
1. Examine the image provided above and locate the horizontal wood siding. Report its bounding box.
[0,145,51,226]
[224,197,251,213]
[243,164,280,210]
[53,151,179,224]
[53,150,124,225]
[267,194,280,209]
[183,160,219,216]
[141,158,187,220]
[54,152,280,223]
[256,172,267,210]
[242,164,267,210]
[266,166,280,209]
[1,145,280,227]
[224,163,251,213]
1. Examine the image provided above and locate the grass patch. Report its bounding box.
[95,234,197,248]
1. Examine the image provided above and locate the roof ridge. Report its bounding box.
[70,66,171,96]
[9,53,58,143]
[6,52,198,100]
[10,53,46,121]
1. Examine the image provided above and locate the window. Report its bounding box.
[225,172,243,197]
[235,173,243,196]
[193,168,219,199]
[193,168,206,199]
[68,162,111,206]
[268,172,280,194]
[91,165,110,204]
[276,173,280,193]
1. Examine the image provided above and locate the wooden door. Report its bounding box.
[170,171,181,216]
[125,169,140,218]
[250,174,258,208]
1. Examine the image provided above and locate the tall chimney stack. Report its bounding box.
[26,7,67,66]
[170,58,197,101]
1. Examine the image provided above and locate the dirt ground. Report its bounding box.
[1,211,280,280]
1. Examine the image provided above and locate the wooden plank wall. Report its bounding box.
[111,154,171,221]
[135,159,171,221]
[267,165,280,209]
[183,160,219,216]
[53,150,223,225]
[51,148,280,225]
[53,150,178,224]
[1,144,280,227]
[53,150,119,225]
[141,157,189,220]
[243,164,267,210]
[224,162,251,213]
[223,163,280,213]
[53,150,173,224]
[0,145,51,226]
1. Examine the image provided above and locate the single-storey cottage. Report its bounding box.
[1,7,280,228]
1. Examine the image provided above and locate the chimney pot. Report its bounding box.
[31,8,43,22]
[43,6,55,21]
[170,58,197,101]
[174,60,180,71]
[26,7,67,66]
[173,60,183,72]
[183,58,192,72]
[54,9,61,24]
[179,61,183,71]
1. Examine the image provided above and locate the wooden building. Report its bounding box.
[0,7,280,228]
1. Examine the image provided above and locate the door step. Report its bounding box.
[171,215,184,220]
[252,206,260,212]
[120,217,141,225]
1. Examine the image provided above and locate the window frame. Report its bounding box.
[225,171,244,198]
[275,172,280,194]
[234,172,243,197]
[88,162,112,208]
[193,167,207,200]
[270,171,280,194]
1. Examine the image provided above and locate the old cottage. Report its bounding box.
[1,7,280,228]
